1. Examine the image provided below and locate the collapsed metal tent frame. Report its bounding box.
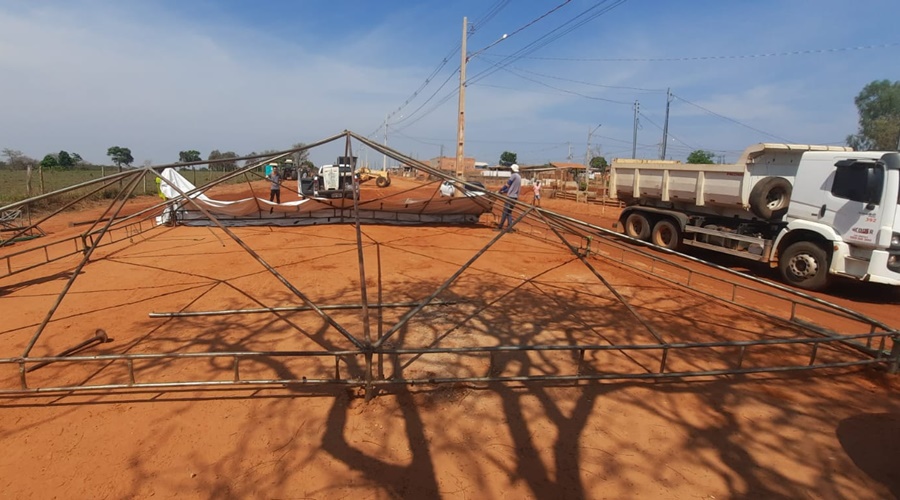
[0,130,898,399]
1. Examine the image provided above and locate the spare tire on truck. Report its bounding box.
[749,176,792,220]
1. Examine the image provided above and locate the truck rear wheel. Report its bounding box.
[749,177,792,220]
[779,241,829,291]
[624,212,651,241]
[651,219,681,250]
[376,176,389,187]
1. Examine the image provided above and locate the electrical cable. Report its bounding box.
[466,0,630,86]
[500,66,633,105]
[637,111,697,151]
[484,60,666,93]
[490,42,900,62]
[672,93,792,143]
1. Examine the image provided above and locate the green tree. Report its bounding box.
[179,150,202,163]
[243,151,257,168]
[589,156,609,172]
[106,146,134,168]
[500,151,517,166]
[686,150,716,164]
[72,153,83,165]
[847,79,900,151]
[291,142,310,166]
[40,154,59,169]
[208,150,239,171]
[57,150,75,168]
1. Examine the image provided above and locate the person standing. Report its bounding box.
[532,179,542,207]
[267,166,282,204]
[496,164,522,231]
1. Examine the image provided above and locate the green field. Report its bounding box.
[0,167,263,206]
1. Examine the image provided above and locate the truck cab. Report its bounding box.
[783,151,900,286]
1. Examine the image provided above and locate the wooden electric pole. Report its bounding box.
[660,89,671,160]
[455,17,468,179]
[632,100,640,159]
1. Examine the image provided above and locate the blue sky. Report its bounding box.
[1,0,897,167]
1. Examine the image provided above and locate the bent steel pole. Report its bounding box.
[538,211,669,351]
[21,170,145,357]
[373,207,535,349]
[152,170,365,350]
[0,175,125,248]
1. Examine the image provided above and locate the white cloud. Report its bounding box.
[0,1,895,167]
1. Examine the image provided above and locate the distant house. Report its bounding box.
[429,156,477,175]
[549,161,588,182]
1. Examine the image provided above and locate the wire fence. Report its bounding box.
[0,166,265,205]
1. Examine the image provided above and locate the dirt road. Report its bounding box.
[1,176,898,499]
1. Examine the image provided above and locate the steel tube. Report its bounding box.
[538,210,669,346]
[148,300,460,318]
[152,170,366,350]
[4,330,892,370]
[0,359,887,396]
[21,171,144,357]
[373,207,535,349]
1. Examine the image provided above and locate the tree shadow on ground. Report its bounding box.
[837,412,900,497]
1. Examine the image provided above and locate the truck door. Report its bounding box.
[321,165,339,190]
[819,160,885,247]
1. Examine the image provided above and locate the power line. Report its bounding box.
[471,0,511,32]
[672,93,792,143]
[371,0,512,137]
[467,0,630,86]
[487,62,666,93]
[369,45,461,138]
[500,66,634,105]
[489,42,900,62]
[388,0,631,136]
[637,111,697,151]
[390,70,461,132]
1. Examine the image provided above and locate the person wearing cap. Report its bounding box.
[267,165,282,204]
[496,163,521,231]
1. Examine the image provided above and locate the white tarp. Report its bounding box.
[156,168,492,226]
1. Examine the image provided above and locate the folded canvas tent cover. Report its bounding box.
[156,168,491,226]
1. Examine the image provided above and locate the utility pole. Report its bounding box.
[661,88,671,160]
[567,142,572,161]
[455,17,468,179]
[632,100,640,159]
[585,123,601,168]
[383,115,388,170]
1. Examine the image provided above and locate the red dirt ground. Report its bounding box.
[1,176,898,499]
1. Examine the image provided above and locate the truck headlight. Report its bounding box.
[892,232,900,249]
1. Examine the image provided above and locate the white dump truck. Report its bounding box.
[611,143,900,291]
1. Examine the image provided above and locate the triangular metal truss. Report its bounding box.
[1,131,897,399]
